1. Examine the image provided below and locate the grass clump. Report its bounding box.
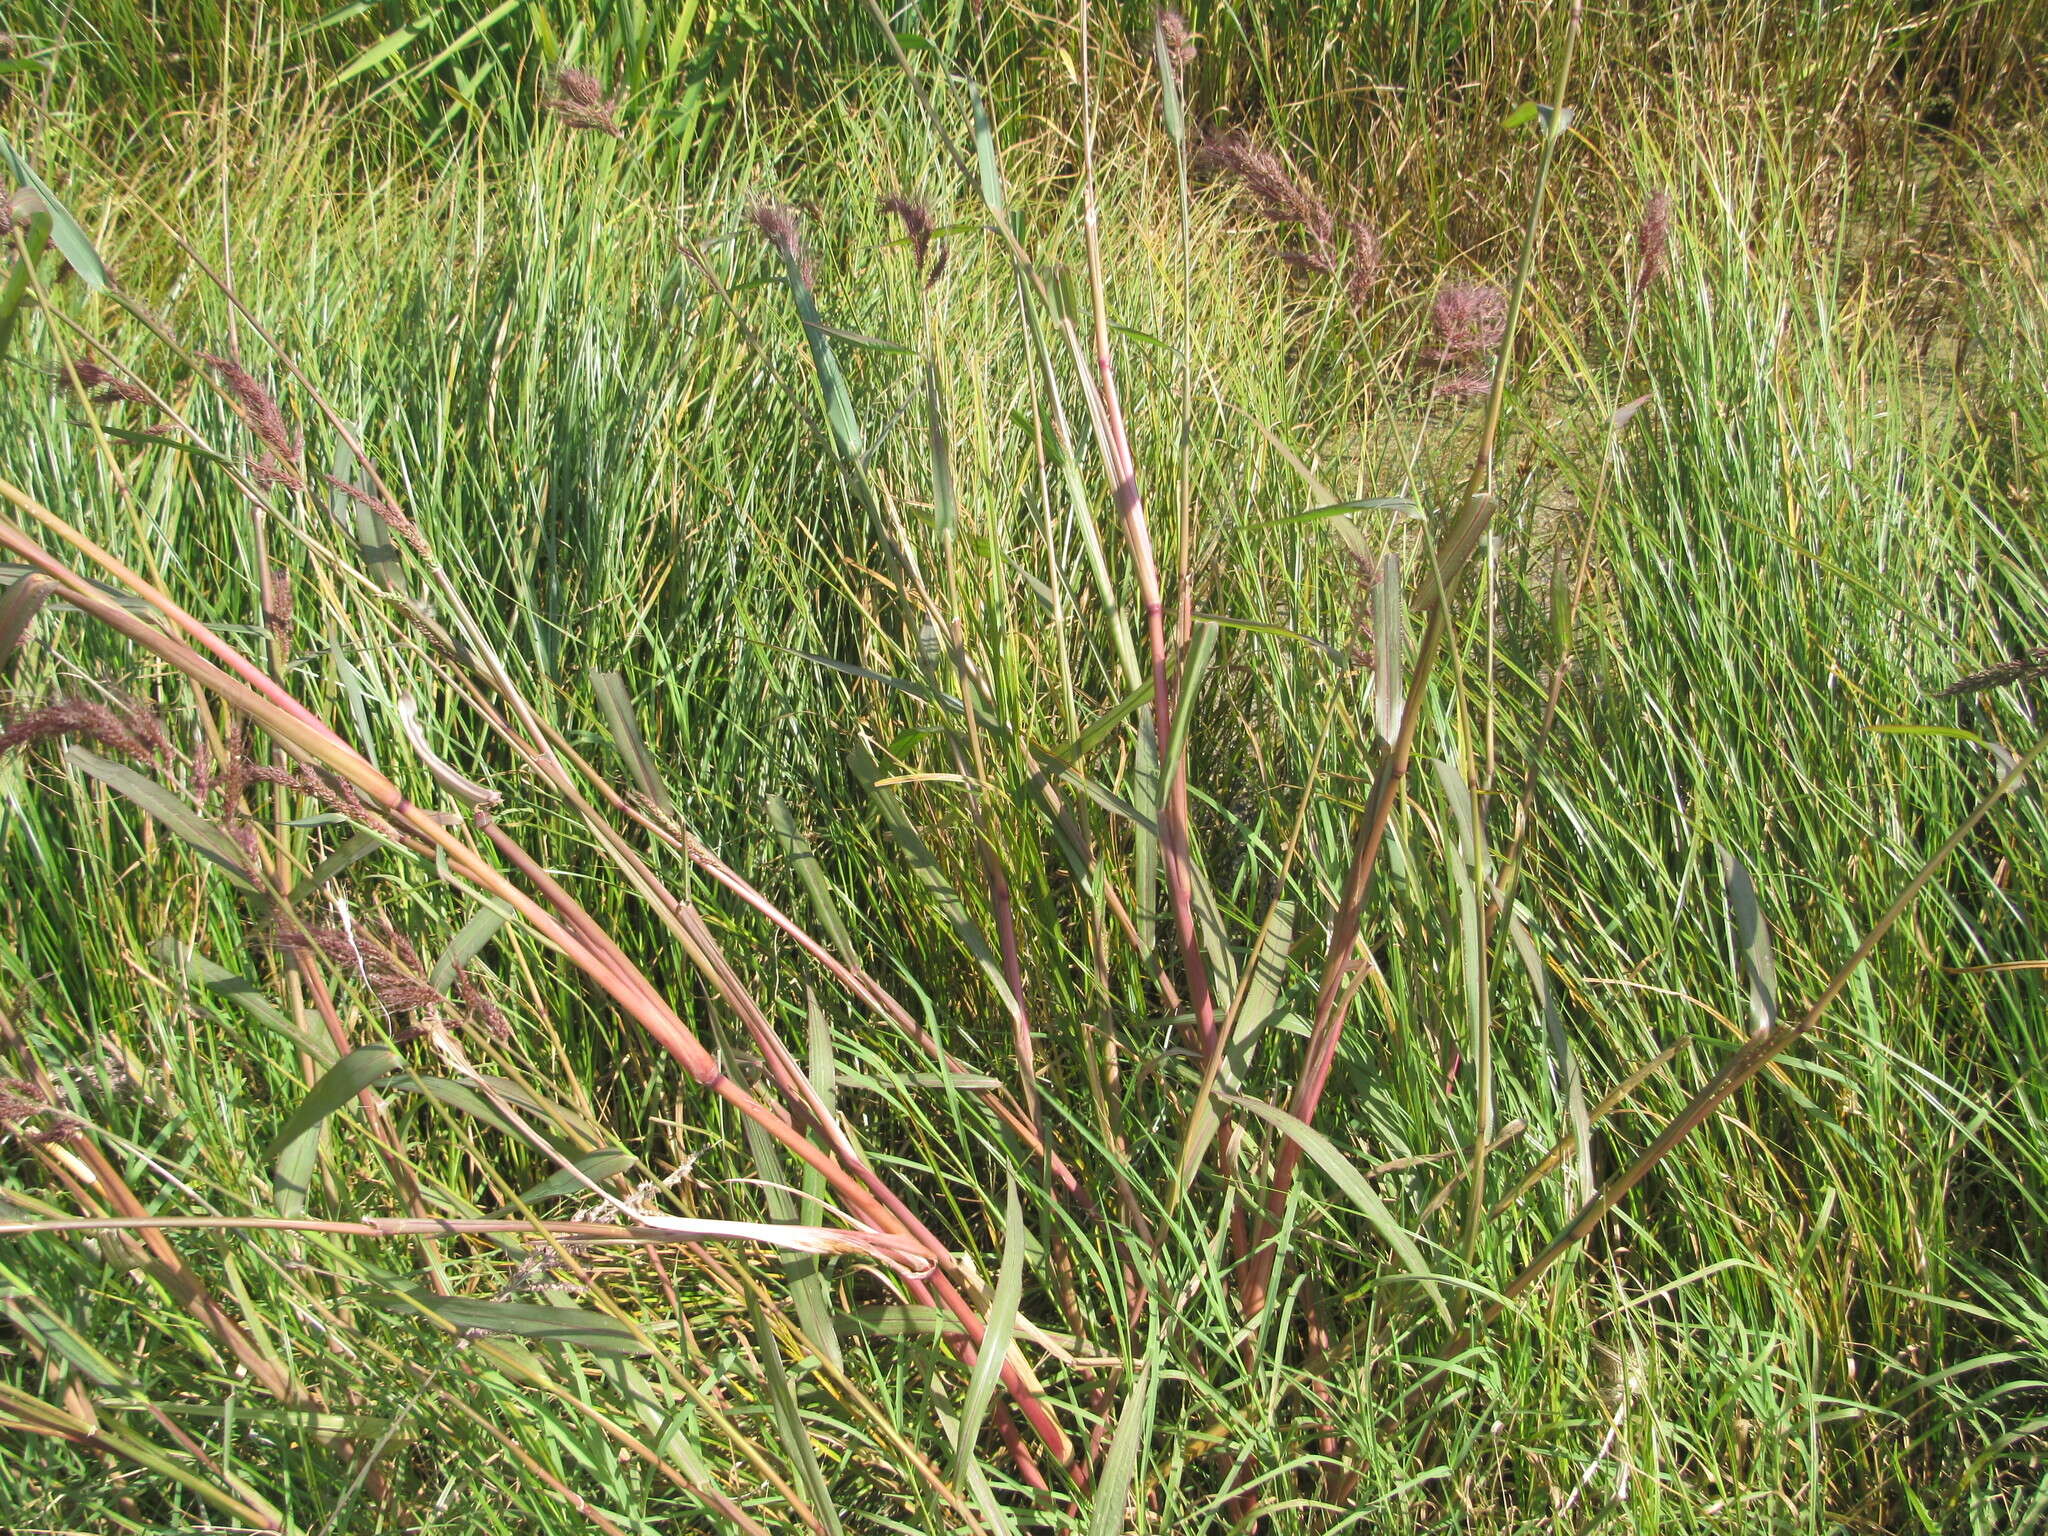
[2,4,2048,1532]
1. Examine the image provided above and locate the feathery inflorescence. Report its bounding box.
[543,68,624,138]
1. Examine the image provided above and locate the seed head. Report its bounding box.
[0,1078,80,1145]
[1421,283,1507,364]
[749,200,802,258]
[238,757,384,831]
[454,966,512,1040]
[1278,248,1337,277]
[543,68,624,138]
[277,913,440,1016]
[1936,645,2048,698]
[882,194,945,284]
[1343,221,1382,310]
[1634,190,1674,298]
[199,353,304,489]
[0,696,169,763]
[57,358,151,408]
[1195,131,1335,251]
[748,200,813,285]
[264,564,294,650]
[1156,10,1197,70]
[1433,370,1494,402]
[323,473,432,560]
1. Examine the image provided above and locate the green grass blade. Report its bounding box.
[0,137,108,290]
[67,746,260,892]
[952,1177,1025,1486]
[1221,1092,1450,1325]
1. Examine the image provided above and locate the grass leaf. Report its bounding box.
[68,746,260,892]
[0,136,109,290]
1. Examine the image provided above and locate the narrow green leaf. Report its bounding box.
[266,1045,402,1211]
[1374,554,1405,746]
[430,904,510,992]
[1160,621,1219,792]
[99,427,238,467]
[388,1075,522,1141]
[592,671,674,813]
[1175,901,1295,1196]
[327,22,426,88]
[327,427,404,594]
[287,828,388,903]
[767,794,861,966]
[1220,1092,1450,1324]
[1,564,150,615]
[788,649,975,722]
[739,1111,843,1372]
[1035,676,1155,770]
[836,1070,1003,1092]
[775,248,863,461]
[513,1148,636,1206]
[0,1281,135,1388]
[151,937,335,1063]
[1086,1351,1161,1536]
[747,1291,843,1534]
[850,741,1018,1015]
[266,1045,401,1161]
[388,1289,651,1358]
[272,1117,322,1218]
[1720,846,1779,1035]
[1263,497,1422,528]
[393,1073,596,1151]
[953,1178,1026,1485]
[969,83,1007,217]
[846,1303,953,1337]
[1505,912,1592,1203]
[925,363,958,538]
[1151,19,1186,143]
[811,321,911,352]
[68,746,259,892]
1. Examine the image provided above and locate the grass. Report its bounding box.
[3,3,2048,1531]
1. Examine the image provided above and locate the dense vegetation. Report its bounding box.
[4,2,2048,1530]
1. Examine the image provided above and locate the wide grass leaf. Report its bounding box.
[1221,1092,1450,1325]
[0,136,109,290]
[266,1045,403,1214]
[388,1290,651,1358]
[68,746,260,892]
[953,1177,1026,1485]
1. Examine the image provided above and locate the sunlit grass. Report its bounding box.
[2,6,2047,1532]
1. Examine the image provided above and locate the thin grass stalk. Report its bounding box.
[1240,0,1586,1315]
[1075,1,1219,1061]
[0,479,1083,1486]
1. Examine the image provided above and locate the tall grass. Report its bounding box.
[3,5,2048,1532]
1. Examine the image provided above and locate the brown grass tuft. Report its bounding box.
[1421,283,1507,364]
[0,696,170,763]
[57,358,152,408]
[199,353,305,490]
[543,68,624,138]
